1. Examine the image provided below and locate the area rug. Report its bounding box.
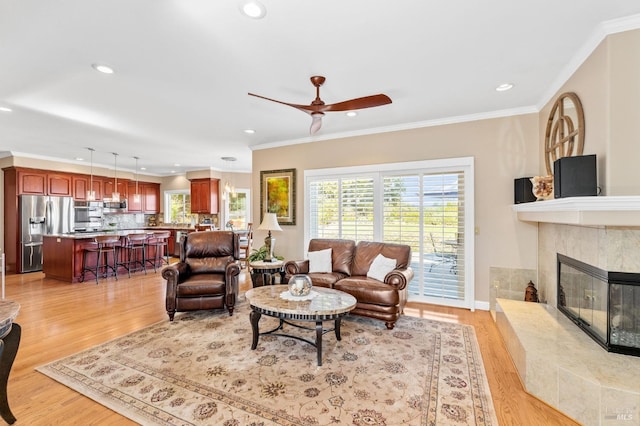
[37,300,497,425]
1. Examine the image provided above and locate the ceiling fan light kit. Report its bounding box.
[249,75,392,135]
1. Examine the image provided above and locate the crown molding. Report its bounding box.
[250,105,537,151]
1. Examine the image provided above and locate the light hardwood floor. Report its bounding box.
[1,267,579,425]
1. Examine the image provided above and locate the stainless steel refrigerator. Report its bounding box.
[19,195,74,273]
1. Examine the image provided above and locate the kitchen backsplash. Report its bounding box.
[102,213,146,229]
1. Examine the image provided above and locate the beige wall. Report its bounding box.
[252,114,540,304]
[538,28,640,195]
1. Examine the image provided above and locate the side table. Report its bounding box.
[249,260,284,287]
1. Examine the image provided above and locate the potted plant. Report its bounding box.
[248,246,283,262]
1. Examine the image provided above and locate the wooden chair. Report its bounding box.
[238,223,253,268]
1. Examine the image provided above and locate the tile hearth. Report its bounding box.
[495,298,639,426]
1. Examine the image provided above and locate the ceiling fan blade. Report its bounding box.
[310,112,323,134]
[320,94,392,112]
[248,93,322,114]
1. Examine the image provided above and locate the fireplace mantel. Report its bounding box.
[512,196,640,226]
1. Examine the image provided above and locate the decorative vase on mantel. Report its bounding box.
[530,176,554,201]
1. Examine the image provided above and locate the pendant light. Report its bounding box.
[111,152,120,202]
[132,156,141,203]
[86,148,96,201]
[221,156,237,200]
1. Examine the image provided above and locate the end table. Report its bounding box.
[249,260,284,287]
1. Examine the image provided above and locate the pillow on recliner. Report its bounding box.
[308,248,333,273]
[367,253,397,282]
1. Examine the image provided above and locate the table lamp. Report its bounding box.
[257,213,282,262]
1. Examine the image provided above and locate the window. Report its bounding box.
[305,158,474,309]
[225,189,250,230]
[165,190,191,224]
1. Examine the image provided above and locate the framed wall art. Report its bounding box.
[260,168,296,225]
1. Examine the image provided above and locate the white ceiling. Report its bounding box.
[1,1,640,176]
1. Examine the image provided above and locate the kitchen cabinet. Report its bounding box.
[103,179,128,201]
[17,169,47,195]
[190,178,219,214]
[127,182,160,213]
[47,173,73,197]
[73,176,104,201]
[14,168,71,196]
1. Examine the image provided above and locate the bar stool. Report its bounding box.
[120,233,147,277]
[81,235,121,284]
[146,231,171,272]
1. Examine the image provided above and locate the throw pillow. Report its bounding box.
[308,248,333,273]
[367,253,397,282]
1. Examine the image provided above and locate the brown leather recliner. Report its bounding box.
[285,239,414,329]
[162,231,241,321]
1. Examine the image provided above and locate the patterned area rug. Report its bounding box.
[37,301,497,425]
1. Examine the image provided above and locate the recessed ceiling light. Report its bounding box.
[75,157,84,161]
[140,167,147,171]
[346,111,357,117]
[174,163,181,167]
[496,83,513,92]
[244,129,255,134]
[240,1,266,19]
[92,63,115,74]
[0,107,12,112]
[171,170,176,174]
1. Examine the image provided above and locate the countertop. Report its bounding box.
[45,226,197,240]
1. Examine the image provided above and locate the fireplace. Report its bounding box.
[557,254,640,356]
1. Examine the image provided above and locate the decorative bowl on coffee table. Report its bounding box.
[288,274,313,297]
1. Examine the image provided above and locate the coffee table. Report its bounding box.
[245,285,357,366]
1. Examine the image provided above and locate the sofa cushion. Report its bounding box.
[307,271,347,288]
[352,241,411,277]
[334,277,400,307]
[308,239,355,276]
[308,248,333,273]
[367,253,397,282]
[176,273,226,296]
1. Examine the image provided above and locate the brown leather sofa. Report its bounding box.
[162,231,241,321]
[284,238,414,329]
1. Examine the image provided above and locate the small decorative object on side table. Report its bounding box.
[249,260,284,287]
[288,274,312,297]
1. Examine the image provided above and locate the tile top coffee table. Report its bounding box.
[245,285,357,366]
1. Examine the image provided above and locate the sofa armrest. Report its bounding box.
[284,260,310,276]
[384,267,414,290]
[162,262,190,311]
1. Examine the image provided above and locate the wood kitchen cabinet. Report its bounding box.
[17,169,47,195]
[73,175,103,201]
[103,179,128,201]
[190,178,220,214]
[127,182,160,213]
[47,173,73,196]
[13,168,71,196]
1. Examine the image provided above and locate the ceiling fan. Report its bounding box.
[249,76,392,134]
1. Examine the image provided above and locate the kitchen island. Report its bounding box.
[42,227,195,283]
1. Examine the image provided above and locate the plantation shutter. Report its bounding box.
[420,172,465,302]
[309,176,375,241]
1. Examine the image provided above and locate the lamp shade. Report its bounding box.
[257,213,282,232]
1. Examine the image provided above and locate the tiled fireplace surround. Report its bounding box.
[491,223,640,426]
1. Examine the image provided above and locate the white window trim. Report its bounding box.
[304,157,475,310]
